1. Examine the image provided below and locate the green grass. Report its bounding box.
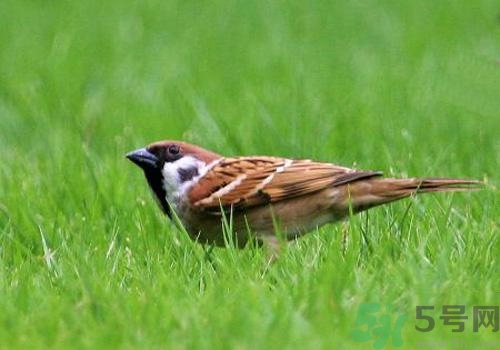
[1,0,499,349]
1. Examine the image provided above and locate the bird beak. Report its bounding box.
[126,148,159,169]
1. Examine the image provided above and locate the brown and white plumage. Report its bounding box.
[127,140,481,249]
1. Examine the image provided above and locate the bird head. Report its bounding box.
[126,140,221,217]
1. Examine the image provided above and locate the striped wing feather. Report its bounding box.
[188,157,381,214]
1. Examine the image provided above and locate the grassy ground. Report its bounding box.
[1,1,499,349]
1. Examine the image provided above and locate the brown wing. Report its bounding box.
[188,157,381,214]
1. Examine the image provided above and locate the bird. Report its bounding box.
[126,140,481,251]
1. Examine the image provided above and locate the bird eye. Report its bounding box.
[167,144,180,156]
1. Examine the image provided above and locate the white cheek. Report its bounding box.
[161,163,180,198]
[161,156,205,204]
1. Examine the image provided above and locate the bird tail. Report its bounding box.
[344,177,482,212]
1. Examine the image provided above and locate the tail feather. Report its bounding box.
[345,177,482,212]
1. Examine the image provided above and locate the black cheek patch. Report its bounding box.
[178,167,199,182]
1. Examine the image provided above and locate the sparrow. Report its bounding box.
[126,140,481,249]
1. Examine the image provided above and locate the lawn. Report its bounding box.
[0,1,499,349]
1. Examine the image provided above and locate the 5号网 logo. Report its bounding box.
[350,303,499,350]
[415,305,499,333]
